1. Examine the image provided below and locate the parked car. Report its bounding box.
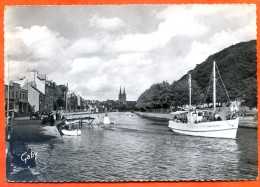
[40,110,48,119]
[30,112,40,120]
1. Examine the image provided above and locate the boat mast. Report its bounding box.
[213,61,216,112]
[188,74,191,111]
[66,83,68,118]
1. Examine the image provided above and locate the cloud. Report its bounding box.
[71,57,103,73]
[4,5,256,101]
[108,9,209,54]
[89,14,125,31]
[67,38,103,57]
[5,25,68,61]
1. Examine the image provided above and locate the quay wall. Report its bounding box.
[134,112,258,129]
[134,112,172,120]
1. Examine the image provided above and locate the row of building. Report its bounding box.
[5,70,86,114]
[5,70,137,114]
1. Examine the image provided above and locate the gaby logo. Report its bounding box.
[21,151,38,164]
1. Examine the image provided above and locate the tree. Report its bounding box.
[136,79,203,109]
[170,78,203,108]
[56,96,65,109]
[242,77,257,109]
[136,81,171,109]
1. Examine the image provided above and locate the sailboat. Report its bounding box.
[168,61,239,139]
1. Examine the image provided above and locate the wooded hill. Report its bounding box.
[136,40,257,109]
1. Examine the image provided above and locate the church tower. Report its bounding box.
[118,86,126,103]
[122,86,126,103]
[118,86,122,101]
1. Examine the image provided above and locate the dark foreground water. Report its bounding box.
[28,112,257,181]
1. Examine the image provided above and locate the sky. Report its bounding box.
[4,4,256,101]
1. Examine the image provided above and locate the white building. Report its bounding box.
[15,69,46,94]
[14,70,46,112]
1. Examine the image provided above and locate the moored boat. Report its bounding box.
[60,121,81,136]
[102,113,117,125]
[61,128,81,136]
[168,61,239,139]
[103,114,110,125]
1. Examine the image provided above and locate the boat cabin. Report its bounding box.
[170,109,237,124]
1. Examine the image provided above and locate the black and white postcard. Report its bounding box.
[4,4,258,182]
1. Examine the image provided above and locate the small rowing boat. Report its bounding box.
[60,121,81,136]
[61,129,81,136]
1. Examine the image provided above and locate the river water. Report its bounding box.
[28,112,258,181]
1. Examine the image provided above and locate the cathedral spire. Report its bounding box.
[118,86,122,101]
[119,86,126,103]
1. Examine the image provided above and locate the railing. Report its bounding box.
[144,108,171,113]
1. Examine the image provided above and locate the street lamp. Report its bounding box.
[6,55,10,125]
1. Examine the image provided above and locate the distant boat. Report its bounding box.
[103,113,117,125]
[127,114,134,117]
[103,113,110,125]
[168,61,239,139]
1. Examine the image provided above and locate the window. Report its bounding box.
[12,91,14,98]
[20,93,21,99]
[16,91,18,98]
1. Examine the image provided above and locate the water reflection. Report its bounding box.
[236,128,258,179]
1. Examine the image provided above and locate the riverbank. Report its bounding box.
[134,112,258,129]
[7,113,112,181]
[11,117,62,143]
[6,117,62,181]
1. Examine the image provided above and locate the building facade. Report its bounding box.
[5,82,28,113]
[14,70,54,112]
[45,80,56,111]
[15,69,46,94]
[26,84,45,112]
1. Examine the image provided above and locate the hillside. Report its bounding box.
[137,40,257,109]
[181,40,257,105]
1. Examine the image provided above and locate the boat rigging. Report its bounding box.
[168,61,239,139]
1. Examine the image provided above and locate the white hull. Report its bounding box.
[61,129,81,136]
[103,116,110,125]
[168,118,239,139]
